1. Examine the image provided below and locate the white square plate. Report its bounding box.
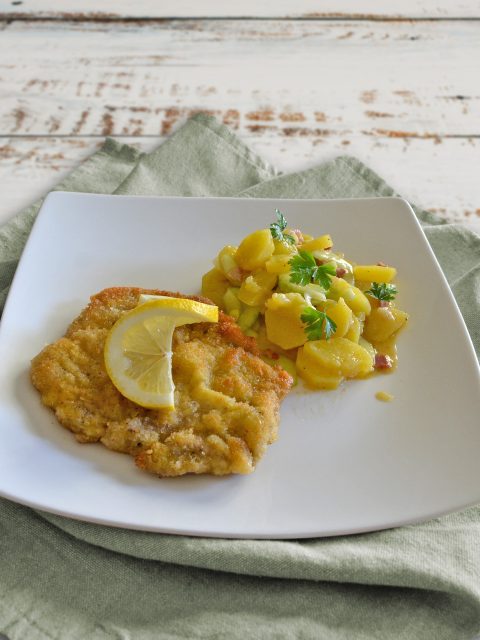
[1,193,479,538]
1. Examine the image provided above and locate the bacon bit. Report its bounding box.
[336,267,347,278]
[291,229,304,244]
[263,349,280,360]
[374,354,393,370]
[376,261,387,267]
[369,297,390,309]
[227,266,246,284]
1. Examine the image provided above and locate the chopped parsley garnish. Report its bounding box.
[289,250,336,290]
[365,282,398,301]
[270,209,295,245]
[301,307,337,341]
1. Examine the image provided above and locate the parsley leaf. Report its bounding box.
[301,307,337,341]
[289,250,336,290]
[270,209,296,245]
[275,209,287,232]
[365,282,397,301]
[312,262,336,290]
[289,251,316,285]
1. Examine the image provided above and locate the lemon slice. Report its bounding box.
[104,298,218,409]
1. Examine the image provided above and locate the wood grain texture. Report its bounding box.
[1,0,480,19]
[1,20,479,138]
[0,18,478,234]
[1,135,479,235]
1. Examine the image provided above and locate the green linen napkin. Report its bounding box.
[1,114,479,640]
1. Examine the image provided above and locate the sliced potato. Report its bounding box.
[296,347,342,390]
[358,337,376,372]
[215,245,237,274]
[363,306,409,343]
[265,293,309,350]
[328,277,371,315]
[265,254,293,274]
[238,270,277,307]
[273,238,298,256]
[345,314,361,343]
[353,264,397,283]
[236,229,275,270]
[317,297,353,338]
[300,234,333,253]
[201,268,229,308]
[299,338,374,379]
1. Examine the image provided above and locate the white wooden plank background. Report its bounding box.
[1,0,480,19]
[0,12,479,234]
[2,20,478,137]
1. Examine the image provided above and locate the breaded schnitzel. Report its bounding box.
[31,288,292,476]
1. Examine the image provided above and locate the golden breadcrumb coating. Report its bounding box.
[31,288,292,476]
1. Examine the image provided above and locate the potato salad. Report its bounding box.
[202,210,408,390]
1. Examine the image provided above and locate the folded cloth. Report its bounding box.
[0,114,479,640]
